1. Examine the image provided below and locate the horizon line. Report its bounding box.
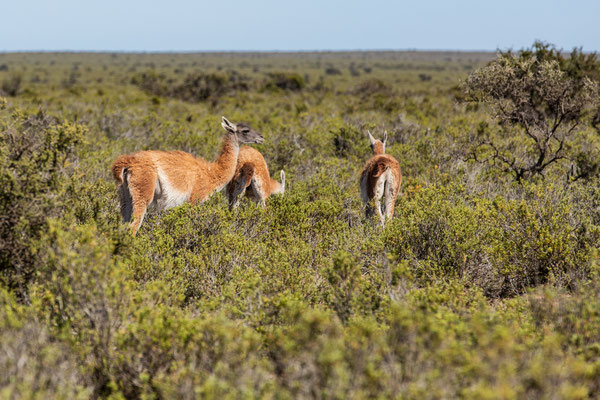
[0,48,503,54]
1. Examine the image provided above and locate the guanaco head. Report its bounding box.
[368,130,387,155]
[221,116,264,144]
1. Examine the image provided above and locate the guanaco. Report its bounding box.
[226,146,285,210]
[360,131,401,226]
[111,117,264,235]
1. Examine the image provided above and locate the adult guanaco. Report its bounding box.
[226,146,285,210]
[360,131,401,226]
[111,117,264,235]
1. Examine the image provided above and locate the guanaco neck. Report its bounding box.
[210,133,240,187]
[373,141,385,155]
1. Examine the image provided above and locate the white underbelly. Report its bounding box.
[153,171,191,211]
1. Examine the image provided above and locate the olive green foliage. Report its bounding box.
[0,110,84,292]
[0,73,22,97]
[262,72,305,91]
[0,288,91,398]
[465,42,600,181]
[1,47,600,398]
[133,70,250,104]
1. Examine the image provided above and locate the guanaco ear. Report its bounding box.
[383,131,388,145]
[367,130,376,145]
[221,116,236,133]
[280,170,286,194]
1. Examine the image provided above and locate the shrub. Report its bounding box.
[332,126,366,159]
[384,182,598,297]
[175,71,244,102]
[325,66,342,75]
[465,42,600,181]
[32,221,134,397]
[351,78,394,98]
[1,73,22,96]
[349,63,361,77]
[133,70,251,103]
[0,288,91,399]
[131,70,170,96]
[0,109,84,295]
[262,72,305,91]
[349,78,400,112]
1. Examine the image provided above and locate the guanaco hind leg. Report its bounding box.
[227,178,249,210]
[118,171,133,224]
[383,174,398,222]
[360,174,374,218]
[248,177,266,207]
[125,167,157,236]
[373,175,386,226]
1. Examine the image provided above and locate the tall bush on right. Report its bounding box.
[464,42,599,181]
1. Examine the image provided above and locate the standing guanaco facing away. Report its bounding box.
[111,117,264,235]
[360,131,401,226]
[226,146,285,210]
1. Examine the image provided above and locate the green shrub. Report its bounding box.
[175,71,249,102]
[262,72,305,91]
[1,73,22,96]
[133,70,250,103]
[465,42,600,181]
[0,108,84,294]
[32,221,135,397]
[332,125,366,159]
[384,182,598,297]
[0,287,91,399]
[349,78,400,112]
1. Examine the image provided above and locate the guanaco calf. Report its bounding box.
[360,131,401,226]
[111,117,263,235]
[226,146,285,210]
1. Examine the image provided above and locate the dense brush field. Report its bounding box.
[2,48,600,399]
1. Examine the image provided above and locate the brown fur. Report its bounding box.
[238,163,256,189]
[360,135,401,226]
[372,141,385,155]
[112,117,263,235]
[226,146,284,209]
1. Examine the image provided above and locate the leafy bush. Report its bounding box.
[133,70,251,103]
[384,182,599,297]
[262,72,305,91]
[0,288,91,399]
[0,109,84,294]
[1,73,22,96]
[465,42,600,181]
[325,66,342,75]
[175,71,250,102]
[349,78,400,112]
[331,125,366,159]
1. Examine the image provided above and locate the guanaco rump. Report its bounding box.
[360,131,401,226]
[226,146,285,210]
[111,117,264,235]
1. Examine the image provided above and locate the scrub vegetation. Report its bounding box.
[1,43,600,399]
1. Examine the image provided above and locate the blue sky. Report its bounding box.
[1,0,599,52]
